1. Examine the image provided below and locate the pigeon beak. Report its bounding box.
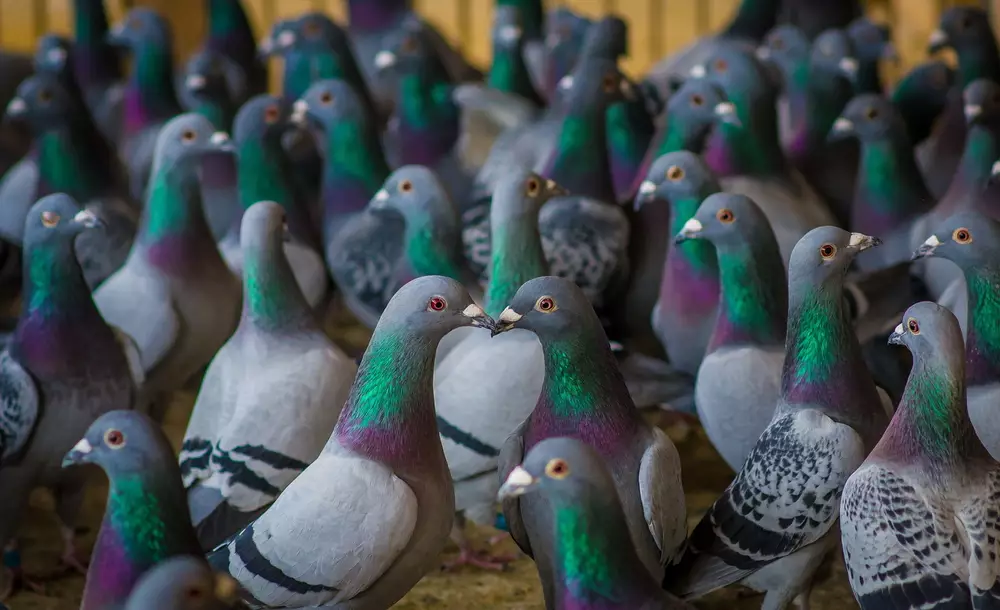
[887,322,907,346]
[461,303,495,331]
[991,160,1000,183]
[713,102,741,127]
[689,64,707,79]
[185,74,208,92]
[497,465,538,500]
[290,100,309,126]
[5,97,26,120]
[674,217,703,244]
[46,47,68,68]
[544,179,569,199]
[491,306,523,337]
[928,28,949,54]
[881,42,899,63]
[964,104,983,123]
[374,51,397,72]
[73,208,103,229]
[257,35,274,57]
[848,232,881,252]
[62,438,93,467]
[828,117,854,142]
[913,234,942,260]
[838,57,859,80]
[208,131,234,153]
[633,180,657,211]
[368,188,391,210]
[755,46,771,61]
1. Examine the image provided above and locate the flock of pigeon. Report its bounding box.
[0,0,999,608]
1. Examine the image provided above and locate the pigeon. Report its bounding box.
[108,8,184,202]
[433,171,564,570]
[695,46,838,263]
[124,555,242,610]
[71,0,124,144]
[890,60,955,147]
[2,68,138,290]
[494,0,546,97]
[259,18,307,101]
[540,7,592,100]
[209,276,492,609]
[203,0,267,101]
[841,301,1000,609]
[63,410,203,610]
[181,201,356,551]
[675,193,788,473]
[0,194,139,598]
[498,437,691,610]
[756,24,812,160]
[922,6,1000,199]
[292,79,403,328]
[665,227,890,609]
[94,114,241,401]
[935,78,1000,218]
[223,94,328,309]
[913,211,1000,461]
[486,3,546,108]
[845,17,894,95]
[494,276,687,605]
[633,151,721,377]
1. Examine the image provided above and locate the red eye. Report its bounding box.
[264,105,280,124]
[428,296,447,311]
[104,429,125,448]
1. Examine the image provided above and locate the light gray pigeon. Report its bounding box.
[433,170,565,570]
[181,201,356,550]
[0,194,139,598]
[94,114,241,403]
[665,227,891,610]
[208,276,494,609]
[494,276,687,607]
[675,192,788,472]
[913,211,1000,461]
[498,437,692,610]
[842,301,1000,609]
[124,556,243,610]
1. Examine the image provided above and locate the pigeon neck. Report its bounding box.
[124,43,180,136]
[334,329,441,470]
[723,0,781,41]
[855,58,883,95]
[206,0,258,69]
[139,166,220,275]
[237,139,310,238]
[488,43,541,102]
[607,99,655,202]
[282,51,313,101]
[963,266,1000,387]
[779,61,812,163]
[319,119,391,234]
[704,96,785,177]
[853,135,932,236]
[396,204,466,285]
[708,236,787,352]
[394,71,460,166]
[241,230,315,332]
[486,208,548,318]
[939,120,1000,216]
[496,0,544,40]
[551,500,659,609]
[36,121,115,203]
[657,195,719,326]
[803,68,852,156]
[347,0,410,33]
[956,38,1000,87]
[73,0,120,88]
[544,107,616,203]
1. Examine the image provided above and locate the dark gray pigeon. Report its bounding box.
[495,276,686,607]
[181,201,355,550]
[124,555,243,610]
[499,437,691,609]
[0,194,138,598]
[63,410,202,610]
[209,276,493,609]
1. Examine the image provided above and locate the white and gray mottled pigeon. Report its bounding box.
[208,276,493,609]
[913,210,1000,461]
[181,201,356,551]
[0,194,138,597]
[94,114,241,403]
[124,556,243,610]
[665,227,890,610]
[494,276,686,607]
[842,301,1000,609]
[498,437,692,610]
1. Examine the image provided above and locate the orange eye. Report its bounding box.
[864,106,879,120]
[302,19,321,37]
[601,73,618,93]
[319,91,334,105]
[525,177,540,196]
[716,208,734,223]
[713,58,728,72]
[104,429,126,448]
[398,179,413,193]
[427,296,447,311]
[820,243,837,259]
[41,211,59,227]
[690,94,704,107]
[907,318,920,334]
[953,227,972,244]
[667,165,684,181]
[181,129,197,143]
[264,104,280,124]
[545,458,570,479]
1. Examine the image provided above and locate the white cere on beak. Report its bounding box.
[923,234,943,248]
[992,160,1000,176]
[894,323,904,335]
[276,30,295,49]
[374,189,389,202]
[682,218,703,234]
[74,209,98,227]
[832,117,853,133]
[6,98,26,115]
[689,64,706,79]
[838,57,858,76]
[186,74,208,90]
[714,102,736,117]
[848,232,871,248]
[557,75,574,91]
[965,104,983,121]
[291,100,309,125]
[755,46,771,60]
[374,51,397,70]
[620,78,634,99]
[462,303,486,319]
[498,307,523,324]
[47,47,67,65]
[72,438,92,455]
[638,180,656,197]
[929,29,948,48]
[210,132,230,145]
[504,465,534,488]
[498,25,522,43]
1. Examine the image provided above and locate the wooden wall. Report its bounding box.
[0,0,990,79]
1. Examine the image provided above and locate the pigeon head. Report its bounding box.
[124,556,241,610]
[180,51,237,128]
[368,165,453,224]
[891,60,955,144]
[913,211,1000,269]
[379,276,493,336]
[33,34,73,75]
[756,24,810,77]
[492,276,594,337]
[675,192,774,251]
[63,410,175,474]
[498,437,611,501]
[962,78,1000,127]
[152,113,233,176]
[929,6,993,56]
[788,226,881,292]
[374,17,436,75]
[559,57,633,111]
[810,28,859,84]
[847,17,895,72]
[829,93,904,143]
[491,170,567,222]
[292,79,370,134]
[889,301,965,365]
[544,7,592,94]
[259,18,295,58]
[696,45,781,104]
[6,72,82,133]
[492,5,528,52]
[634,151,720,212]
[580,15,628,62]
[233,94,292,147]
[23,194,103,250]
[660,78,736,153]
[108,8,172,51]
[290,12,350,54]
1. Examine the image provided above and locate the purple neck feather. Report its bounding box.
[80,518,138,610]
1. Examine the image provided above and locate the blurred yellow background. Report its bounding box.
[0,0,994,81]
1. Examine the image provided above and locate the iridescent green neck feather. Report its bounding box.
[964,267,1000,386]
[546,112,615,203]
[400,219,464,282]
[496,0,544,39]
[237,139,296,210]
[486,214,548,319]
[241,241,314,332]
[106,474,196,565]
[709,239,787,351]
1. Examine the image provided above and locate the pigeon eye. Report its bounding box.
[38,88,53,103]
[601,73,618,93]
[716,208,735,224]
[534,296,557,313]
[398,179,413,193]
[666,165,685,181]
[959,16,973,31]
[427,296,447,312]
[771,37,784,50]
[264,105,281,124]
[181,129,197,143]
[545,458,570,479]
[319,91,334,105]
[400,36,419,54]
[690,94,704,107]
[104,429,126,449]
[525,177,541,196]
[953,227,973,244]
[864,107,879,120]
[819,243,837,259]
[907,318,920,334]
[302,20,321,37]
[713,58,728,73]
[41,211,60,228]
